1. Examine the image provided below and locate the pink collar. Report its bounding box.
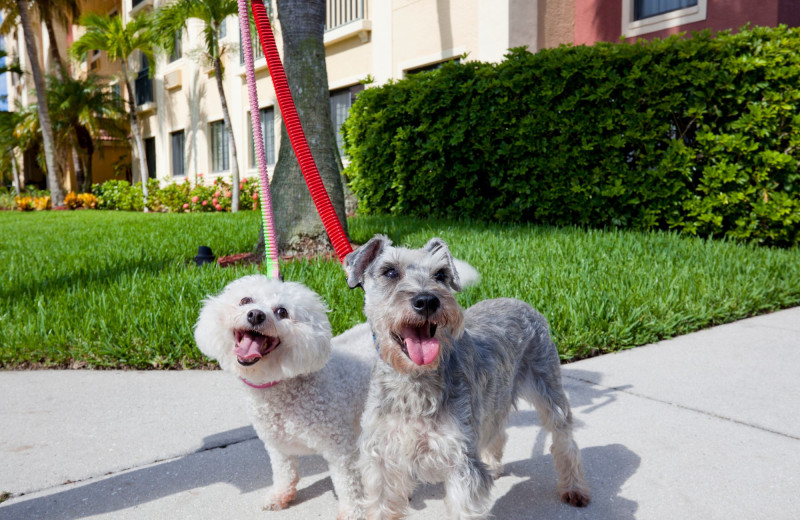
[240,377,282,389]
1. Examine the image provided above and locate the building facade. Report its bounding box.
[4,0,797,191]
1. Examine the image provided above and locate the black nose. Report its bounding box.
[411,293,440,317]
[247,309,266,326]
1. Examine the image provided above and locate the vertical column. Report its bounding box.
[371,0,393,84]
[478,0,510,63]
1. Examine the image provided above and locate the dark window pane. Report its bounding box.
[634,0,698,20]
[144,137,156,179]
[171,130,185,176]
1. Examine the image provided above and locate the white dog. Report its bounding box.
[194,275,374,520]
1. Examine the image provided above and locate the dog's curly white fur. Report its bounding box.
[194,275,373,520]
[346,236,590,520]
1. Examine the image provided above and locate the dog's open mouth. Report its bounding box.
[394,323,439,366]
[234,329,280,366]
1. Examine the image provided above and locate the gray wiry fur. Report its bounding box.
[346,236,590,520]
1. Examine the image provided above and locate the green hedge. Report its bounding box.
[343,25,800,246]
[91,176,261,212]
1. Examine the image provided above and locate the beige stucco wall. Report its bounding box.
[6,0,552,191]
[538,0,575,50]
[392,0,478,74]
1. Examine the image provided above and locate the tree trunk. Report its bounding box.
[72,146,85,192]
[41,12,67,78]
[122,67,150,209]
[269,0,348,254]
[42,11,87,194]
[213,55,240,212]
[74,123,94,193]
[17,0,64,206]
[11,156,21,195]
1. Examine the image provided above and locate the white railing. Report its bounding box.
[326,0,365,31]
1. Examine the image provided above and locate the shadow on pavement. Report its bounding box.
[0,428,330,520]
[1,369,638,519]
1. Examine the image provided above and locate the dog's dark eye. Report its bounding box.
[434,270,448,283]
[274,307,289,320]
[383,267,399,280]
[240,297,254,306]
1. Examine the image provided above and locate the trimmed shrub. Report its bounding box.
[343,25,800,246]
[91,176,263,212]
[92,180,144,211]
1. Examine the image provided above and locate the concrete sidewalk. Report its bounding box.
[1,308,799,519]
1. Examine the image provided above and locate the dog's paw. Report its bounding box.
[336,505,365,520]
[560,489,591,508]
[263,486,297,511]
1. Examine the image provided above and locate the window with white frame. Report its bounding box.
[622,0,706,37]
[171,130,185,177]
[635,0,697,20]
[330,84,364,156]
[169,30,182,63]
[209,120,230,172]
[250,107,276,168]
[239,22,264,64]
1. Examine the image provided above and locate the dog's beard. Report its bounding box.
[234,329,280,366]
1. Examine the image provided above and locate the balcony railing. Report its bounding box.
[135,72,153,106]
[326,0,365,31]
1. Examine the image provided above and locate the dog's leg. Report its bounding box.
[263,447,300,511]
[479,429,507,479]
[360,445,416,520]
[522,374,591,507]
[328,450,365,520]
[443,455,493,520]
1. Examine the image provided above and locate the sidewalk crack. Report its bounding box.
[565,374,800,441]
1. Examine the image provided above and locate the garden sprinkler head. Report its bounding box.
[194,246,215,267]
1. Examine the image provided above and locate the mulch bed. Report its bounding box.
[216,238,360,268]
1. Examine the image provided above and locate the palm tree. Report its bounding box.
[0,0,79,78]
[0,110,22,193]
[153,0,241,211]
[269,0,348,253]
[70,13,155,207]
[6,0,65,205]
[1,0,88,193]
[1,51,24,193]
[46,74,128,192]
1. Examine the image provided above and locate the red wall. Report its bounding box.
[575,0,622,45]
[574,0,789,45]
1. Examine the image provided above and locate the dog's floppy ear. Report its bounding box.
[345,235,390,289]
[423,237,462,292]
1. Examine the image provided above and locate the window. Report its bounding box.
[250,107,276,168]
[135,54,153,105]
[239,23,264,64]
[144,137,156,179]
[622,0,706,37]
[171,130,185,177]
[330,84,364,156]
[634,0,697,20]
[216,19,227,40]
[169,30,182,63]
[405,58,460,76]
[209,120,230,172]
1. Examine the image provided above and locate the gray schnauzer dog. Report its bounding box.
[345,235,590,520]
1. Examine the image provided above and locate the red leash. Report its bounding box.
[249,0,353,263]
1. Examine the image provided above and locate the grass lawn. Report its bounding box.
[2,210,799,368]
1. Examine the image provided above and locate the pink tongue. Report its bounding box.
[401,326,439,365]
[234,332,268,361]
